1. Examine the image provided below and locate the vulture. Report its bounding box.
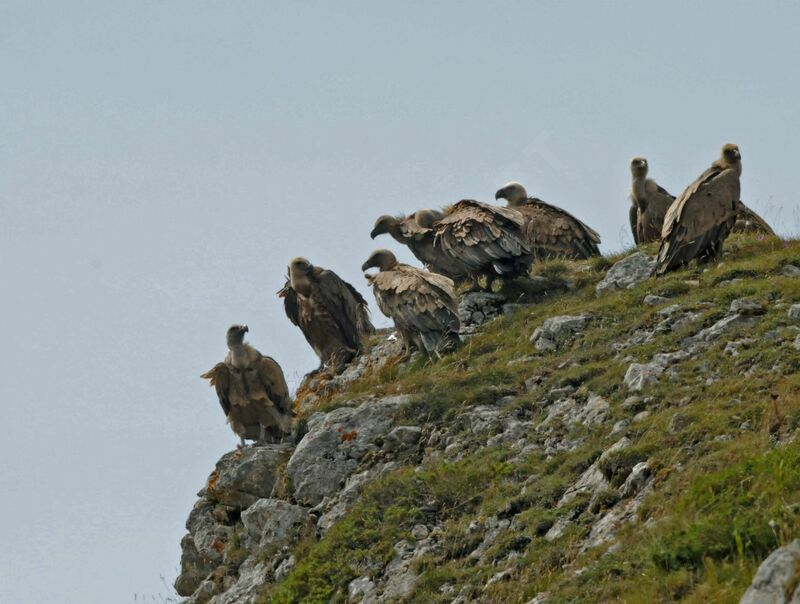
[430,199,532,289]
[494,182,601,259]
[656,144,742,276]
[733,201,776,236]
[628,157,676,244]
[361,249,460,356]
[370,213,467,280]
[279,257,375,374]
[201,325,293,446]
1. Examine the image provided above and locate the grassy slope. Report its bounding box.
[263,235,800,604]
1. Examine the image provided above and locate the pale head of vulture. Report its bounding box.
[370,215,400,239]
[630,157,649,178]
[494,181,528,206]
[226,324,249,347]
[288,256,314,296]
[414,208,444,229]
[361,249,399,272]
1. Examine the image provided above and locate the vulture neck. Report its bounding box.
[290,274,312,297]
[631,175,647,206]
[229,343,250,369]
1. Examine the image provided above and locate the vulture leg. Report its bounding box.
[237,435,246,449]
[258,424,267,444]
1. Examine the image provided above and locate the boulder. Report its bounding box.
[531,315,591,352]
[204,445,292,509]
[287,395,410,506]
[595,252,655,295]
[240,498,313,551]
[740,540,800,604]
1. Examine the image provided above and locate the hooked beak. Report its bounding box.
[242,325,249,333]
[369,226,382,239]
[361,260,373,272]
[494,189,504,201]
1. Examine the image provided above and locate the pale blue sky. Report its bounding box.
[1,1,798,602]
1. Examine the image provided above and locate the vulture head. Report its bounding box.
[226,324,249,347]
[494,181,528,206]
[414,208,444,229]
[361,249,398,273]
[630,157,649,178]
[370,215,400,239]
[721,143,741,163]
[288,257,314,296]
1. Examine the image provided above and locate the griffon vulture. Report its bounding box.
[656,144,742,275]
[430,199,532,288]
[361,249,460,356]
[628,158,676,244]
[733,201,776,236]
[370,213,467,280]
[279,257,375,374]
[201,325,293,446]
[494,182,601,259]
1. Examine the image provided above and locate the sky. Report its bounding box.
[1,1,798,602]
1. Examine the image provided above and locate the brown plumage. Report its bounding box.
[656,144,742,276]
[628,158,676,244]
[494,182,601,259]
[279,258,375,374]
[201,325,293,446]
[361,249,460,356]
[369,213,467,280]
[733,201,776,235]
[431,199,532,287]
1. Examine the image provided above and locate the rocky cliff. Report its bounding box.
[175,235,800,603]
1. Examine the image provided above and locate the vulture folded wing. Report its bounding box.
[279,281,301,327]
[734,201,776,235]
[629,200,640,245]
[658,167,739,272]
[255,355,292,414]
[434,200,529,272]
[201,363,232,416]
[314,268,373,348]
[371,268,458,335]
[519,199,601,259]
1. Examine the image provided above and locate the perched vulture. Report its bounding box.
[733,201,776,235]
[278,257,375,374]
[628,158,676,244]
[431,199,532,288]
[656,144,742,276]
[361,249,460,356]
[370,213,467,280]
[494,182,601,259]
[201,325,293,446]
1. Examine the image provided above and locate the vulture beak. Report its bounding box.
[734,150,741,160]
[369,227,380,239]
[242,325,249,333]
[494,189,504,200]
[361,261,371,272]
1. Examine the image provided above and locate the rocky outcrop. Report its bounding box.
[531,314,591,352]
[596,252,656,295]
[740,540,800,604]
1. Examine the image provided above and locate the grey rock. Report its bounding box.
[287,395,410,506]
[794,335,800,351]
[595,252,656,295]
[624,362,664,391]
[789,304,800,322]
[740,539,800,604]
[204,445,292,509]
[348,576,377,602]
[632,410,650,423]
[382,426,422,453]
[531,315,591,352]
[619,461,651,498]
[611,419,629,435]
[557,437,631,507]
[730,298,765,316]
[687,313,758,345]
[643,294,670,306]
[725,338,755,356]
[782,264,800,277]
[582,481,654,551]
[209,558,269,604]
[668,412,692,434]
[240,499,313,552]
[274,555,296,582]
[411,524,430,540]
[175,533,216,597]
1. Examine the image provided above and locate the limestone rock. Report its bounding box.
[287,395,410,506]
[531,315,591,352]
[204,445,292,509]
[595,252,655,295]
[740,540,800,604]
[240,499,313,552]
[789,304,800,322]
[624,362,664,392]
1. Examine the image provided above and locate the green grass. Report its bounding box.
[260,234,800,603]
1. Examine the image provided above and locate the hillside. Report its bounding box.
[175,234,800,604]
